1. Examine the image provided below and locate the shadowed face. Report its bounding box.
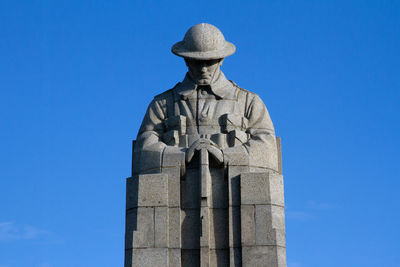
[185,58,223,85]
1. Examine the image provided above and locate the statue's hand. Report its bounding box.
[186,138,223,164]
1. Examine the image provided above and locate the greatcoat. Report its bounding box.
[133,71,279,174]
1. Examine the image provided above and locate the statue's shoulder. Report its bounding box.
[230,80,260,100]
[153,83,180,102]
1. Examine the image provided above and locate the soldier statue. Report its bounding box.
[126,23,286,267]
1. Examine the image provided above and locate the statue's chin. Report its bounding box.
[196,79,211,86]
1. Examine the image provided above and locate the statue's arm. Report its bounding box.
[134,98,184,173]
[223,94,278,171]
[244,94,278,170]
[136,99,166,150]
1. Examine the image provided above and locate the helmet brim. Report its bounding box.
[171,41,236,60]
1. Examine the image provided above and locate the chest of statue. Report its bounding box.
[162,86,249,149]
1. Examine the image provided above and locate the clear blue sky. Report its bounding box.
[1,1,399,266]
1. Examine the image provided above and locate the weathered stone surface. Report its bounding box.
[270,205,285,230]
[269,173,285,207]
[209,208,229,249]
[126,208,154,249]
[229,247,242,267]
[168,207,181,248]
[132,149,162,175]
[255,205,285,247]
[229,206,241,248]
[126,174,168,209]
[248,137,279,171]
[223,145,249,166]
[241,173,269,205]
[200,248,209,267]
[161,166,181,207]
[240,172,284,206]
[168,248,181,267]
[199,207,209,248]
[181,168,200,209]
[240,205,255,246]
[228,167,248,207]
[155,207,168,247]
[242,246,286,267]
[181,249,200,266]
[162,147,185,168]
[209,249,230,266]
[209,168,229,208]
[126,248,168,267]
[248,166,268,173]
[181,209,200,249]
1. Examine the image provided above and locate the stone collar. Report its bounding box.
[174,71,235,100]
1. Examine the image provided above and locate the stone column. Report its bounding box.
[240,172,286,267]
[125,173,169,267]
[162,151,184,267]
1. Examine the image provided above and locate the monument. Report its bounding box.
[125,23,286,267]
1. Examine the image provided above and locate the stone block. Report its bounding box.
[162,147,185,168]
[209,249,230,267]
[255,205,285,247]
[126,248,168,267]
[125,208,154,249]
[228,165,250,179]
[241,172,269,205]
[270,205,285,230]
[181,169,200,209]
[200,207,209,248]
[227,167,248,207]
[240,205,255,246]
[132,149,162,175]
[168,207,181,248]
[269,173,285,207]
[209,208,229,249]
[181,209,200,249]
[229,247,242,267]
[200,247,209,267]
[229,206,241,248]
[247,137,279,171]
[242,246,286,267]
[161,166,181,207]
[276,246,287,266]
[209,167,228,208]
[168,248,181,267]
[181,249,200,266]
[155,207,168,247]
[126,174,168,209]
[240,172,284,206]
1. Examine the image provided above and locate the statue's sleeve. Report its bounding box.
[136,99,166,151]
[132,98,166,174]
[133,98,185,174]
[223,93,279,171]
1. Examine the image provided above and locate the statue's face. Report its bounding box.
[185,58,223,85]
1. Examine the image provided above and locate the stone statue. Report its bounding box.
[125,23,286,267]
